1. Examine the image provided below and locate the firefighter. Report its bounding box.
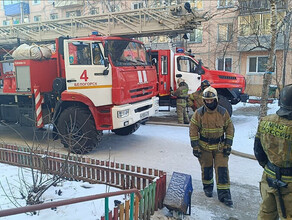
[173,78,189,124]
[254,84,292,219]
[189,86,234,207]
[188,80,210,111]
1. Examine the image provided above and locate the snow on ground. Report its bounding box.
[231,100,278,155]
[0,100,280,219]
[0,164,124,220]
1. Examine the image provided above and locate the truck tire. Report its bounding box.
[218,95,232,116]
[112,123,140,136]
[57,106,101,154]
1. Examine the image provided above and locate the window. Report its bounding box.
[217,57,232,72]
[34,15,41,22]
[177,56,197,73]
[250,14,261,35]
[239,12,285,36]
[68,42,92,65]
[13,17,20,24]
[261,13,270,35]
[90,8,99,15]
[218,24,233,42]
[189,0,203,10]
[161,56,168,75]
[189,26,203,43]
[3,20,10,26]
[218,0,234,8]
[107,40,150,67]
[92,43,104,65]
[3,1,20,6]
[23,15,29,23]
[50,13,58,20]
[132,2,143,9]
[32,0,40,5]
[248,56,268,74]
[66,10,81,18]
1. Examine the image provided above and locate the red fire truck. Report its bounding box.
[0,34,159,153]
[151,49,248,115]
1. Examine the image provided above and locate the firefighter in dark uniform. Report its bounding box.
[188,80,210,111]
[189,86,234,207]
[254,84,292,219]
[173,79,189,124]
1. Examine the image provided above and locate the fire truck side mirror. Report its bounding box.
[194,60,205,75]
[104,58,109,68]
[104,41,108,58]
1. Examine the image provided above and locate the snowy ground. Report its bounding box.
[0,164,124,220]
[0,100,280,219]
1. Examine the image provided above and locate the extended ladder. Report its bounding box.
[0,4,206,46]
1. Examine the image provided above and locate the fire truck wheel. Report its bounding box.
[57,106,100,154]
[112,123,140,136]
[218,95,233,116]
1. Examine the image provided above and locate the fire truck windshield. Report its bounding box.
[107,40,150,67]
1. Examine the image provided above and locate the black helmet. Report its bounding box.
[179,81,188,87]
[276,84,292,118]
[201,80,210,90]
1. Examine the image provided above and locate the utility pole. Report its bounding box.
[20,1,23,24]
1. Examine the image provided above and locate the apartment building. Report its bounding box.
[0,0,291,96]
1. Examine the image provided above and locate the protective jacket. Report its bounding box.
[188,90,204,111]
[173,85,188,107]
[189,104,234,205]
[254,114,292,219]
[190,105,234,151]
[254,114,292,170]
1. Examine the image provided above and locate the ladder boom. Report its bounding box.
[0,4,207,46]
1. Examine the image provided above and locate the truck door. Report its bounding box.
[175,55,201,94]
[158,50,170,96]
[64,40,112,106]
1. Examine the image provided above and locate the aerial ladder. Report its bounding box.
[0,3,207,47]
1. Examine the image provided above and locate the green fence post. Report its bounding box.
[148,184,152,215]
[144,187,148,220]
[130,192,134,220]
[105,197,109,220]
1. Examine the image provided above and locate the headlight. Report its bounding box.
[117,109,129,118]
[154,98,159,106]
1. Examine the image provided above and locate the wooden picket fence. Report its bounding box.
[0,144,166,219]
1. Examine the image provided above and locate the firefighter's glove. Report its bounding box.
[193,148,201,158]
[223,145,232,157]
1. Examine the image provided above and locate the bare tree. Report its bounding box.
[259,0,277,118]
[0,115,86,208]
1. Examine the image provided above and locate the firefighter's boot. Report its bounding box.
[218,189,233,207]
[203,184,213,197]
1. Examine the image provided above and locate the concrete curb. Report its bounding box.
[146,120,256,160]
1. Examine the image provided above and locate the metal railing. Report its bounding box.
[0,189,141,218]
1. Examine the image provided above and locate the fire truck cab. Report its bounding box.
[151,48,248,115]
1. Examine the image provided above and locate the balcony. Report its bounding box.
[238,0,287,15]
[54,0,84,8]
[237,34,284,52]
[4,2,30,17]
